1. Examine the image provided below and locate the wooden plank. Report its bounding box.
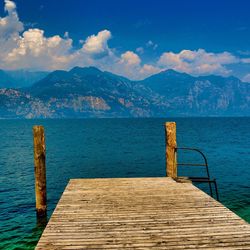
[36,177,250,249]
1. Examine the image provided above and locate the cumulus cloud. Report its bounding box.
[120,51,141,66]
[0,1,114,71]
[5,0,16,12]
[242,73,250,83]
[0,0,112,70]
[114,52,161,79]
[112,51,142,79]
[139,64,161,76]
[82,30,111,58]
[1,1,250,80]
[4,28,75,70]
[0,0,23,38]
[158,49,240,76]
[241,58,250,63]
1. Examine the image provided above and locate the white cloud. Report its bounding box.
[242,73,250,83]
[120,51,141,66]
[139,64,161,77]
[136,47,144,54]
[115,52,160,79]
[5,0,16,12]
[64,31,69,38]
[0,0,23,38]
[0,1,114,71]
[4,28,75,70]
[146,40,154,47]
[0,1,250,81]
[241,58,250,63]
[158,49,239,76]
[146,40,158,50]
[238,50,250,56]
[82,30,111,58]
[111,51,142,79]
[135,40,158,57]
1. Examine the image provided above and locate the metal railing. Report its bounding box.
[175,147,219,201]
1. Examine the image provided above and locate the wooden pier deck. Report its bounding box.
[36,177,250,249]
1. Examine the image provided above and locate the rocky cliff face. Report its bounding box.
[139,70,250,116]
[0,88,52,118]
[26,66,156,117]
[0,67,249,118]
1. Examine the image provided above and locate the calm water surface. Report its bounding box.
[0,118,249,249]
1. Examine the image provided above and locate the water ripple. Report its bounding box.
[0,117,249,249]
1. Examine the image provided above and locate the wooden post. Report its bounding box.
[165,122,177,178]
[33,125,47,217]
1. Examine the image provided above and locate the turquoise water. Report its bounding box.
[0,118,249,249]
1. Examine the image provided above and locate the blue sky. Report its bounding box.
[1,0,250,81]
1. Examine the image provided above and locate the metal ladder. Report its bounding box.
[175,147,219,201]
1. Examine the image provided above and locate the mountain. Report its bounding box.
[140,70,250,116]
[0,67,249,118]
[27,66,159,117]
[140,69,194,99]
[0,70,15,88]
[6,70,49,88]
[0,69,49,88]
[0,88,52,118]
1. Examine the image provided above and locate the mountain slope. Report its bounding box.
[139,70,250,116]
[0,70,15,88]
[28,66,158,117]
[139,69,194,98]
[0,69,49,88]
[0,67,249,118]
[0,88,52,118]
[6,70,49,88]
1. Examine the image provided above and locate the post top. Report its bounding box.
[33,125,44,130]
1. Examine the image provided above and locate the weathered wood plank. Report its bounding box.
[36,178,250,249]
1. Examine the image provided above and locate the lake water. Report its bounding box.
[0,118,249,249]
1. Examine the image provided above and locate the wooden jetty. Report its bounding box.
[34,122,250,249]
[36,177,250,249]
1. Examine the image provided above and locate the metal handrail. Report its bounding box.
[175,147,210,179]
[175,147,219,200]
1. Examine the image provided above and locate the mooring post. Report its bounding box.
[33,125,47,217]
[165,122,177,178]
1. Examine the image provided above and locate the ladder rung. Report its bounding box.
[177,163,207,166]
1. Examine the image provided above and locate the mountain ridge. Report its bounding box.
[0,69,49,88]
[0,66,249,118]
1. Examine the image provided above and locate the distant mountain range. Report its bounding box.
[0,69,48,88]
[0,66,249,118]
